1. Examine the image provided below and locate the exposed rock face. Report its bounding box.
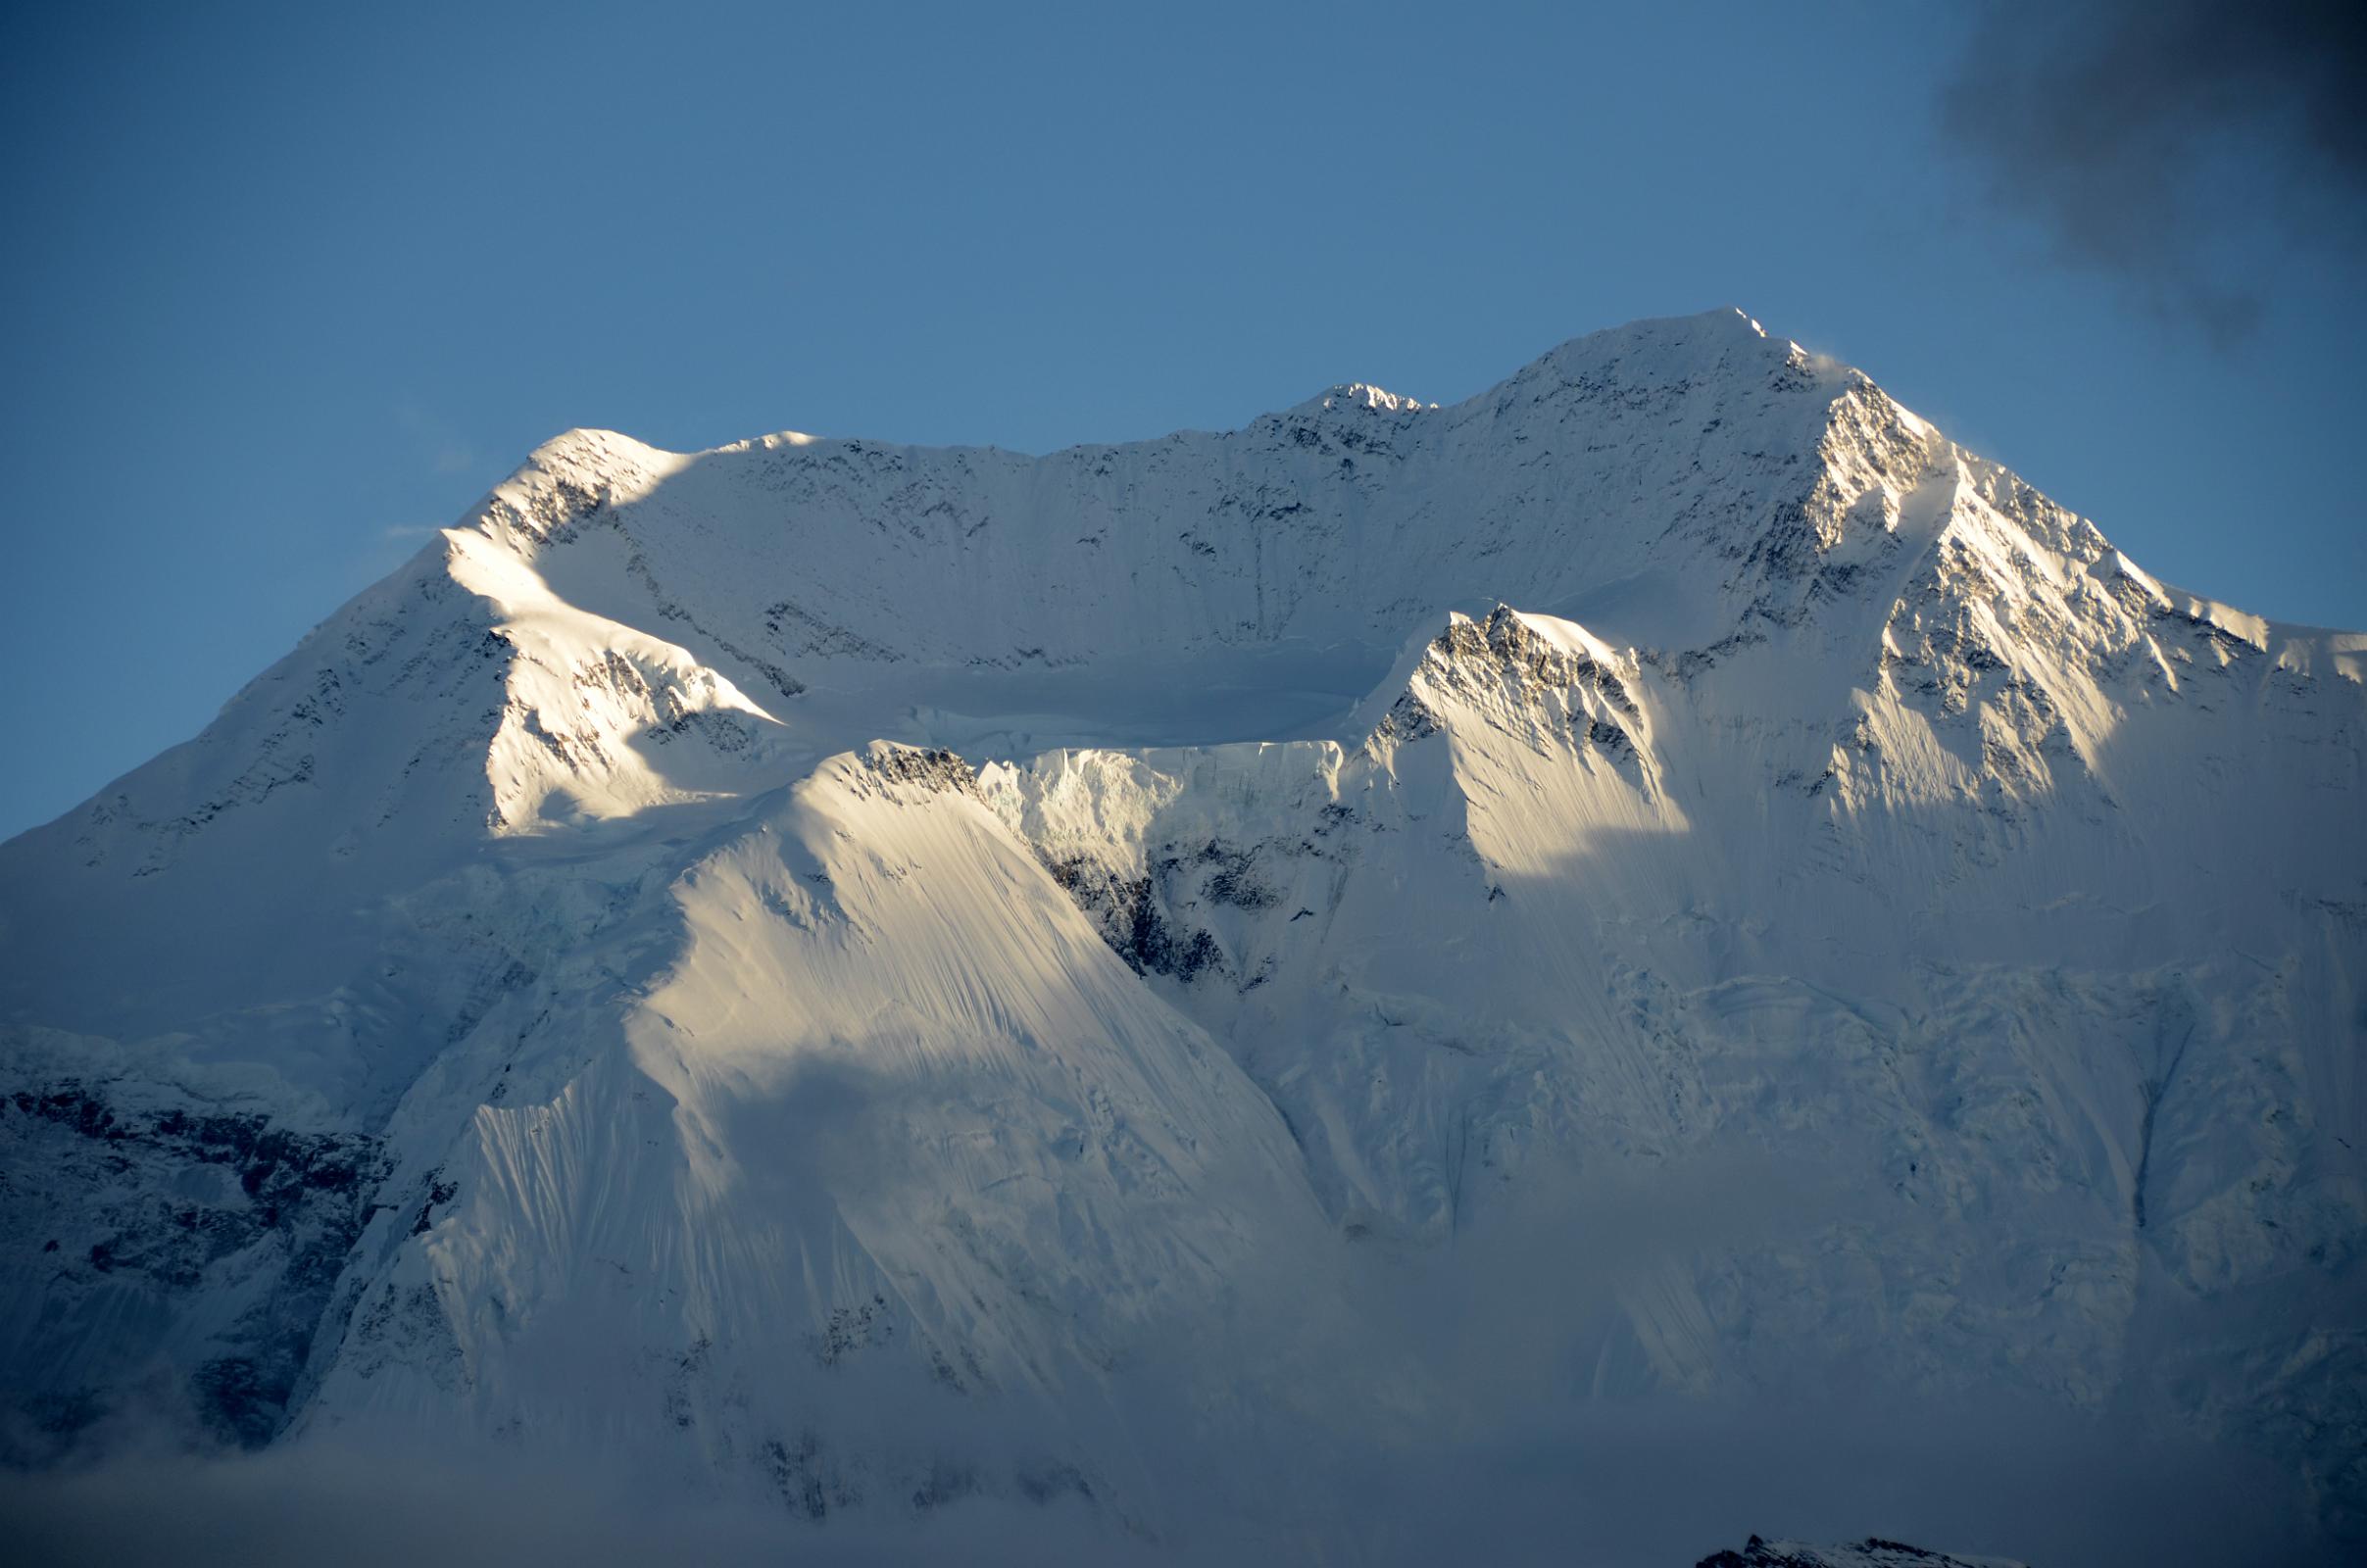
[1697,1539,2028,1568]
[1,1083,384,1454]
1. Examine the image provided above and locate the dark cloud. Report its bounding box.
[1941,0,2367,341]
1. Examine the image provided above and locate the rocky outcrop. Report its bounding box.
[1698,1538,2028,1568]
[0,1083,386,1453]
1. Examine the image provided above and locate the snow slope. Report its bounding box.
[2,310,2361,1559]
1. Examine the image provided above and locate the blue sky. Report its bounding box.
[3,1,2360,838]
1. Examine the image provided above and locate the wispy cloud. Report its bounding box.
[1939,0,2367,343]
[395,401,480,481]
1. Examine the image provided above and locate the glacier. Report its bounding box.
[1,308,2360,1563]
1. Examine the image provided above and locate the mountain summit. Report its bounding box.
[3,312,2360,1560]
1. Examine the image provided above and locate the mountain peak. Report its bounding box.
[1518,304,1812,381]
[1287,380,1436,418]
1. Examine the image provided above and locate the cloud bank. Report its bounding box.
[1940,0,2367,339]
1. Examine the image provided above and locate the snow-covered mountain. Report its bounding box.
[3,310,2361,1562]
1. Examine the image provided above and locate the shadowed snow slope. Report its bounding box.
[2,310,2362,1561]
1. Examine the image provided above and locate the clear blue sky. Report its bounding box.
[3,1,2360,839]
